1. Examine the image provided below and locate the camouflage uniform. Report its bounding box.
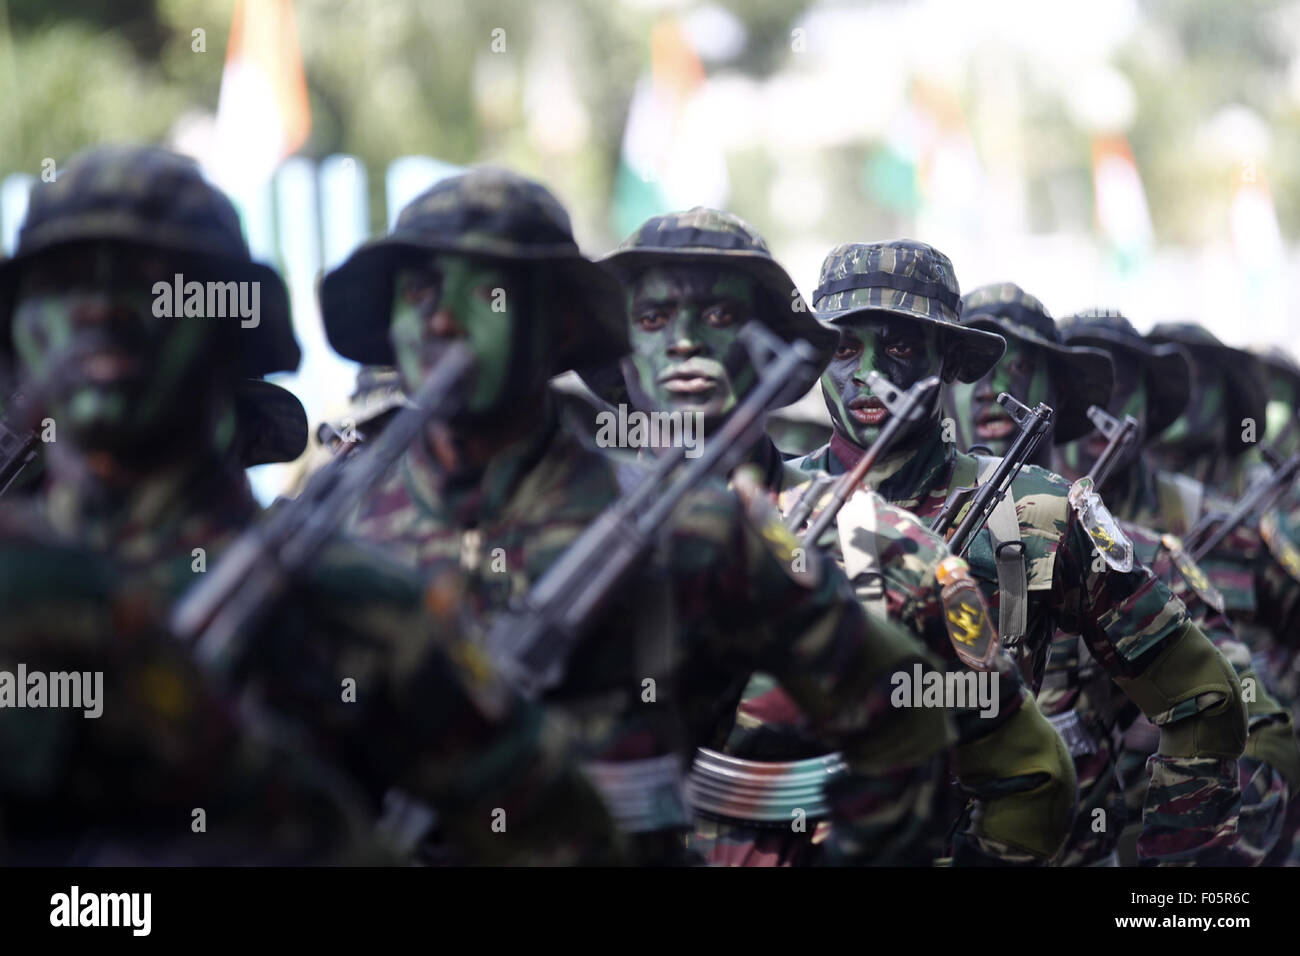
[797,241,1247,865]
[0,146,619,866]
[323,171,955,865]
[1059,311,1300,866]
[599,212,1074,866]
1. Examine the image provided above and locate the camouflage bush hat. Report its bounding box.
[320,167,627,375]
[811,240,1005,383]
[233,379,308,466]
[1057,309,1189,440]
[600,207,836,367]
[1146,322,1269,455]
[961,282,1113,443]
[0,145,300,378]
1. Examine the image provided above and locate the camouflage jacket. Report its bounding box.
[350,402,955,862]
[701,437,1072,866]
[795,431,1245,865]
[0,449,619,865]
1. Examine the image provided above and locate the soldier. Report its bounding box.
[597,211,1074,866]
[321,168,955,865]
[953,286,1287,865]
[1059,312,1300,866]
[0,145,620,865]
[795,241,1246,865]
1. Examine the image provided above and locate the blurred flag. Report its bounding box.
[209,0,311,195]
[611,19,728,239]
[1091,135,1152,274]
[1230,169,1287,342]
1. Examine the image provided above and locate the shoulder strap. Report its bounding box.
[975,456,1028,647]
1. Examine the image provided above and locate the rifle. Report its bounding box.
[1083,404,1139,490]
[0,392,40,497]
[791,372,941,545]
[484,322,822,699]
[170,344,474,678]
[1187,443,1300,562]
[930,393,1054,556]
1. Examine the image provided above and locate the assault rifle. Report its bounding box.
[484,323,822,699]
[170,344,474,678]
[785,372,941,545]
[930,393,1054,556]
[1187,442,1300,562]
[1083,404,1140,490]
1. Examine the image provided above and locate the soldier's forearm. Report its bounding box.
[950,690,1077,862]
[1112,621,1246,760]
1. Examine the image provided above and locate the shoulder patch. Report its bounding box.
[1068,476,1133,572]
[1159,533,1226,614]
[935,556,999,671]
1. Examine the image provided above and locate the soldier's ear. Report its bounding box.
[939,340,964,384]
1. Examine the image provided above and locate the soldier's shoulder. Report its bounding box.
[787,444,832,474]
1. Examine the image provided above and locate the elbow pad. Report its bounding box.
[952,691,1078,861]
[1113,622,1246,761]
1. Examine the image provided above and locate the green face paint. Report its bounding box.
[10,241,221,453]
[389,254,516,415]
[821,315,941,449]
[961,336,1052,457]
[624,265,757,424]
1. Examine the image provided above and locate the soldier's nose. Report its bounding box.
[666,337,701,359]
[429,308,465,339]
[973,375,995,400]
[70,295,123,327]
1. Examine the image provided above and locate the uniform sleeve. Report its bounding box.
[1052,515,1246,864]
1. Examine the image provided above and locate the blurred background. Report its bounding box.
[2,0,1298,495]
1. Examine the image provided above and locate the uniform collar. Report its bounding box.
[827,427,954,506]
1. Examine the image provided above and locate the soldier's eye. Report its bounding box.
[834,343,861,360]
[636,309,670,331]
[886,343,916,359]
[704,306,735,328]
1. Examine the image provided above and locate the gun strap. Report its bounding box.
[957,455,1028,647]
[836,489,887,618]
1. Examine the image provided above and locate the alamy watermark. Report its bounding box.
[594,404,704,458]
[890,663,999,719]
[0,664,102,718]
[152,274,260,328]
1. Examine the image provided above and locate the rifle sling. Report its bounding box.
[953,454,1028,648]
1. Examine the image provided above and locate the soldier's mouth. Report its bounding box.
[975,410,1015,440]
[659,370,719,396]
[849,396,887,425]
[80,351,139,384]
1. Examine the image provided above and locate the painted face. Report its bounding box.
[1062,347,1147,477]
[389,253,518,416]
[822,313,943,450]
[11,241,223,455]
[624,264,758,423]
[1158,354,1224,450]
[961,334,1053,457]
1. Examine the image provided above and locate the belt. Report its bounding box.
[685,748,847,825]
[581,755,690,834]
